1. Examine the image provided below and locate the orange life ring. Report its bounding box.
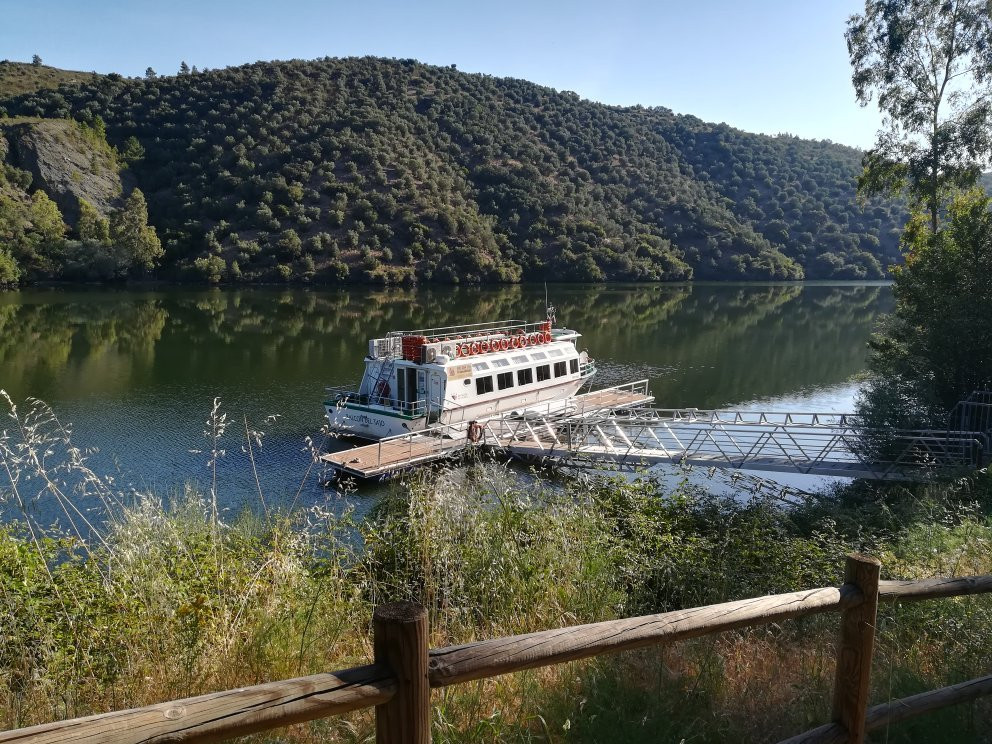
[467,422,483,443]
[471,342,481,354]
[460,343,472,357]
[511,336,521,349]
[544,332,552,343]
[529,333,539,345]
[479,339,490,353]
[499,338,509,351]
[520,335,529,347]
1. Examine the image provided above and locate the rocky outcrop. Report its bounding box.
[1,119,125,225]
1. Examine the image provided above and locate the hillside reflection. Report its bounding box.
[0,284,891,409]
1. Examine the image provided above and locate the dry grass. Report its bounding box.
[2,394,992,741]
[0,61,94,100]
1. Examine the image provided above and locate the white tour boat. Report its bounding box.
[324,316,596,440]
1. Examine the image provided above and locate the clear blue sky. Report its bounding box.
[3,0,881,148]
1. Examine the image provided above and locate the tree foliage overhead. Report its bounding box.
[847,0,992,231]
[857,189,992,441]
[849,1,992,461]
[2,57,906,283]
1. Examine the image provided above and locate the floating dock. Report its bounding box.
[320,381,653,479]
[321,385,992,482]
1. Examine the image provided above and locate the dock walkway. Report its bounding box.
[322,386,992,481]
[320,381,653,479]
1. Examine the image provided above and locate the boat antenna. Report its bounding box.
[544,282,556,327]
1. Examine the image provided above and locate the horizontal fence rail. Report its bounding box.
[0,666,395,744]
[427,585,862,687]
[779,674,992,744]
[4,559,992,743]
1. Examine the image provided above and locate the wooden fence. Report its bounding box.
[3,554,992,743]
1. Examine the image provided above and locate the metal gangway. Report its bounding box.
[321,385,992,482]
[483,404,992,481]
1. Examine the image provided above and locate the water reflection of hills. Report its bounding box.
[0,285,891,408]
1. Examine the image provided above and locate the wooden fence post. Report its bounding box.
[831,553,881,744]
[374,602,430,744]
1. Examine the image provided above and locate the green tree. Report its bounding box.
[110,189,163,274]
[0,248,19,285]
[857,190,992,438]
[31,55,41,66]
[0,191,66,278]
[276,228,302,259]
[29,190,66,244]
[847,0,992,232]
[119,136,145,167]
[145,67,157,79]
[193,254,225,283]
[179,61,190,75]
[77,199,110,244]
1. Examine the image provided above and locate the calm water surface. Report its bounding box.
[0,283,892,517]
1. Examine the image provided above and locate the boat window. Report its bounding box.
[497,371,514,390]
[549,348,565,357]
[554,361,567,377]
[512,355,529,364]
[476,375,494,395]
[536,364,551,382]
[517,367,534,386]
[531,352,548,361]
[472,362,490,372]
[492,358,510,368]
[569,359,579,374]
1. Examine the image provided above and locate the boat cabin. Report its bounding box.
[325,319,595,440]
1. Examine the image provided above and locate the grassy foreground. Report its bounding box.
[2,398,992,742]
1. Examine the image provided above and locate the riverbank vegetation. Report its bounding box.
[849,0,992,446]
[2,395,992,742]
[1,56,905,285]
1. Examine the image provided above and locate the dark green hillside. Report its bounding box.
[1,58,905,283]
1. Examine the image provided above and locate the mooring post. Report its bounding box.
[831,553,881,744]
[373,602,430,744]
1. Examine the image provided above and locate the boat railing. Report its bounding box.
[387,319,546,340]
[492,379,650,423]
[325,386,429,418]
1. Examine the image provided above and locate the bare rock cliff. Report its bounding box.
[1,119,125,225]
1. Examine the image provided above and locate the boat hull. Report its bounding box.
[325,401,430,440]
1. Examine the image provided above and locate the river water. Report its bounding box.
[0,282,892,519]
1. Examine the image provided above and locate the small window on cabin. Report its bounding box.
[472,362,490,372]
[554,361,567,377]
[476,376,494,395]
[569,359,579,374]
[549,348,565,357]
[536,364,551,382]
[492,358,510,368]
[512,355,529,364]
[497,371,514,390]
[517,367,534,386]
[531,352,548,361]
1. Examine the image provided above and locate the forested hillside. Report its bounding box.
[0,57,905,283]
